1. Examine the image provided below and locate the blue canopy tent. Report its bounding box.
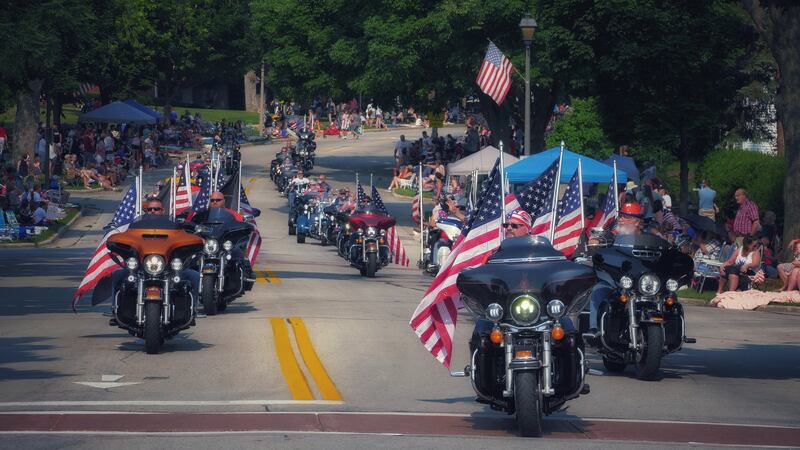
[78,101,156,125]
[603,155,639,185]
[124,99,163,120]
[505,146,628,184]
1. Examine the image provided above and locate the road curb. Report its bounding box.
[681,294,800,313]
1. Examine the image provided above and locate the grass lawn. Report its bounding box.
[678,288,716,303]
[394,187,434,199]
[0,105,259,128]
[2,207,80,245]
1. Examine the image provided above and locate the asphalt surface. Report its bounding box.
[1,127,799,448]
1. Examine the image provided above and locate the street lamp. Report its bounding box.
[519,14,538,155]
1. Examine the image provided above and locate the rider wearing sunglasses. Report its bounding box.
[144,200,165,215]
[502,209,533,238]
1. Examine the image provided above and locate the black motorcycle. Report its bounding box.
[294,129,316,172]
[455,236,595,437]
[192,208,257,315]
[586,233,696,380]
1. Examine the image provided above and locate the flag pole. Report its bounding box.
[418,163,424,266]
[549,141,565,242]
[237,160,243,214]
[171,166,177,220]
[498,141,507,240]
[578,158,585,236]
[186,155,193,209]
[613,160,619,218]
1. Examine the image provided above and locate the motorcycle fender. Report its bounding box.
[639,310,665,324]
[366,241,378,252]
[202,263,217,274]
[509,359,542,370]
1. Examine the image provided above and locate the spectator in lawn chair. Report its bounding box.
[717,236,762,294]
[779,239,800,291]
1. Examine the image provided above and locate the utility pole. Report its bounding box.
[519,14,538,155]
[259,61,265,135]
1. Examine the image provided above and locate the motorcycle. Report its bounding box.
[293,193,318,244]
[586,233,696,380]
[105,215,204,354]
[344,208,395,277]
[420,217,463,275]
[294,129,316,172]
[306,193,336,245]
[286,181,310,236]
[456,236,595,436]
[192,208,257,315]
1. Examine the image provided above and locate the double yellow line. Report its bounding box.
[269,317,342,401]
[254,268,280,283]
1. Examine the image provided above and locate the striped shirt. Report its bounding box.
[733,200,759,236]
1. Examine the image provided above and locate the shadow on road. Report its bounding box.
[0,336,74,380]
[663,343,800,380]
[116,334,212,353]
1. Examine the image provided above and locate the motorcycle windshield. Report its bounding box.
[594,233,694,284]
[457,236,596,311]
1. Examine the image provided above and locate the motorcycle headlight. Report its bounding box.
[510,295,541,326]
[367,227,377,237]
[380,229,386,236]
[620,276,634,290]
[666,278,679,292]
[143,255,165,276]
[345,223,351,230]
[125,257,138,270]
[223,240,233,251]
[638,274,661,295]
[546,299,566,319]
[204,239,219,255]
[170,258,183,272]
[486,303,504,321]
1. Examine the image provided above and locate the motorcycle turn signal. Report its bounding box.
[489,327,503,345]
[551,325,565,341]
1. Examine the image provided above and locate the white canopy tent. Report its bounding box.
[446,145,519,176]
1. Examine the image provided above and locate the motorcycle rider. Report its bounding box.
[502,209,533,237]
[287,170,310,209]
[586,202,644,339]
[317,175,332,193]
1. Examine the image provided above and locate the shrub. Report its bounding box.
[698,149,784,221]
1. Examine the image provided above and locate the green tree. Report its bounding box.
[545,98,613,159]
[740,0,800,247]
[0,0,93,161]
[589,0,760,214]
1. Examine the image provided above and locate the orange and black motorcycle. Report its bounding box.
[106,215,204,354]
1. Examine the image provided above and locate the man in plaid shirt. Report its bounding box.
[733,188,760,246]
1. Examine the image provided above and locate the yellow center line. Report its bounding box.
[265,268,281,284]
[269,318,314,400]
[249,177,257,184]
[288,318,343,401]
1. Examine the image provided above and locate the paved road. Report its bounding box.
[1,128,799,448]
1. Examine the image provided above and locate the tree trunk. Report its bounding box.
[740,1,800,247]
[12,80,42,163]
[529,84,558,153]
[53,94,64,128]
[99,86,113,105]
[477,91,512,150]
[776,117,785,156]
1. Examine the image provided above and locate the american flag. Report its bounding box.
[356,182,368,205]
[476,42,513,105]
[597,175,617,229]
[192,167,211,214]
[174,163,192,215]
[552,168,584,257]
[371,185,409,266]
[515,158,559,237]
[240,187,262,266]
[412,195,421,224]
[73,182,138,309]
[410,158,506,367]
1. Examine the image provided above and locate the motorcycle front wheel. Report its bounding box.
[365,253,378,278]
[144,301,162,354]
[634,325,663,381]
[297,233,306,243]
[202,276,218,316]
[514,371,543,437]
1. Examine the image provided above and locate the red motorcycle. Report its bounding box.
[344,209,396,277]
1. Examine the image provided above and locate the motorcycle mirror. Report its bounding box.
[243,214,255,222]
